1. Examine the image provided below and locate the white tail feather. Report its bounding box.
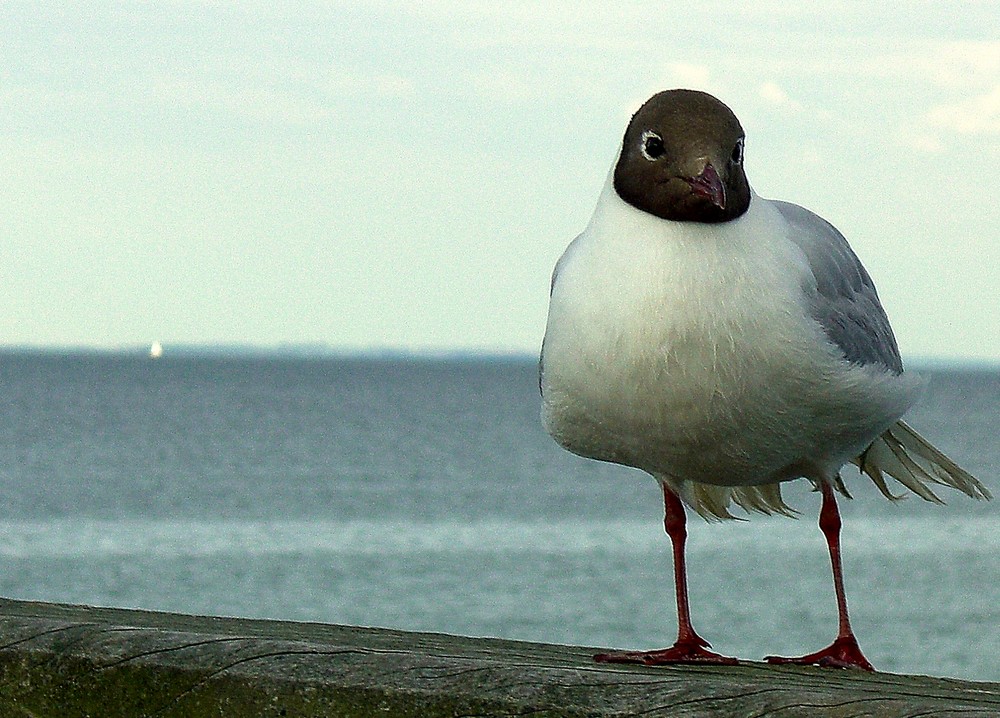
[857,420,991,503]
[661,478,798,522]
[665,420,989,522]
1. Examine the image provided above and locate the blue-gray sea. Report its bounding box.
[0,352,997,681]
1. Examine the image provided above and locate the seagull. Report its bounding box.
[539,89,991,670]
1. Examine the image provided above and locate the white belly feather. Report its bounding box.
[541,186,920,491]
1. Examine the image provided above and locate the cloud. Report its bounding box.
[661,63,716,92]
[328,72,415,100]
[926,84,1000,135]
[869,40,1000,91]
[917,41,1000,90]
[867,41,1000,151]
[907,132,945,154]
[147,76,338,127]
[758,82,804,112]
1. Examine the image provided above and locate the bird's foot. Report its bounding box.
[765,635,875,671]
[595,637,738,666]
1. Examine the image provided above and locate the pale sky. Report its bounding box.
[2,2,999,360]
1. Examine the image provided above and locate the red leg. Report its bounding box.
[765,481,875,671]
[595,484,737,666]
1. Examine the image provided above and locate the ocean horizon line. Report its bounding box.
[0,343,997,370]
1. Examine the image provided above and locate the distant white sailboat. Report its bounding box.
[149,341,164,359]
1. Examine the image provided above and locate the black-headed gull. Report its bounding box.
[540,89,991,670]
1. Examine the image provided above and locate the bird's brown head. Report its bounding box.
[613,89,751,223]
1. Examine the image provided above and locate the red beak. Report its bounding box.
[685,163,727,210]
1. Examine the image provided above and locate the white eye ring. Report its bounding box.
[640,130,665,161]
[731,138,745,164]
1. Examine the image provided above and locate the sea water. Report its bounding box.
[0,352,996,681]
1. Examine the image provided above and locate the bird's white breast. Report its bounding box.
[541,182,917,487]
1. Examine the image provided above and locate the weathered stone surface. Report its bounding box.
[0,598,997,717]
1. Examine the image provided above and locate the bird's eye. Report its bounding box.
[640,130,665,161]
[731,138,745,165]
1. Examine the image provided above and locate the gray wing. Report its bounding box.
[775,200,903,374]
